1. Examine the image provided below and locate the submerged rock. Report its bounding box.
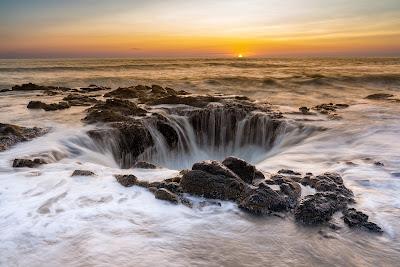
[0,123,47,152]
[154,188,179,204]
[342,208,382,233]
[71,170,95,176]
[365,93,394,100]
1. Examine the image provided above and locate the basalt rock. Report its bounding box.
[133,161,157,169]
[154,188,179,204]
[71,170,95,176]
[62,94,99,106]
[342,208,383,233]
[365,93,394,100]
[222,156,256,184]
[12,158,47,168]
[115,174,138,187]
[27,101,70,111]
[0,123,47,152]
[79,84,110,93]
[84,98,147,123]
[12,83,71,92]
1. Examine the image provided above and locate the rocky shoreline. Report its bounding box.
[1,83,384,235]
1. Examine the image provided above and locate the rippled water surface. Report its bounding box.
[0,58,399,266]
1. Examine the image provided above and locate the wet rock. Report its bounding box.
[254,170,265,180]
[84,98,147,123]
[222,156,256,184]
[12,158,47,168]
[278,169,301,176]
[104,85,149,99]
[374,161,384,167]
[312,103,349,118]
[62,94,99,106]
[294,192,349,224]
[365,93,394,100]
[79,85,109,93]
[133,161,157,169]
[299,106,310,115]
[239,183,289,215]
[12,83,71,92]
[115,174,138,187]
[71,170,95,176]
[0,88,11,93]
[342,208,383,233]
[180,162,247,201]
[148,95,222,108]
[154,188,179,204]
[27,101,70,111]
[0,123,47,152]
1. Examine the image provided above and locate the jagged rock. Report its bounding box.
[104,85,149,99]
[84,98,147,123]
[79,85,109,93]
[342,208,383,233]
[180,161,248,201]
[62,94,99,106]
[278,169,301,176]
[294,192,349,224]
[239,183,289,215]
[0,123,47,152]
[154,188,179,204]
[71,170,95,176]
[115,174,138,187]
[299,106,310,115]
[12,83,70,92]
[148,95,222,108]
[27,101,70,111]
[133,161,157,169]
[374,161,384,166]
[312,103,349,118]
[12,158,47,168]
[365,93,394,100]
[222,156,256,184]
[254,170,265,180]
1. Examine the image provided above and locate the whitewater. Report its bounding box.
[0,58,400,266]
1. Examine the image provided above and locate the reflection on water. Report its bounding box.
[0,58,400,266]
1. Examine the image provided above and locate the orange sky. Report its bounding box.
[1,0,400,58]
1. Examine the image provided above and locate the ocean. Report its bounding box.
[0,58,399,266]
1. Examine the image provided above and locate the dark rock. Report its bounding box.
[278,169,301,176]
[12,158,47,168]
[27,101,70,111]
[374,161,384,166]
[115,174,138,187]
[254,170,265,180]
[299,106,310,115]
[294,192,349,224]
[180,167,247,201]
[79,85,109,93]
[62,94,99,106]
[158,181,182,194]
[154,188,179,204]
[148,95,222,108]
[222,156,256,184]
[133,161,157,169]
[0,123,47,152]
[239,183,289,215]
[104,85,149,99]
[342,208,383,233]
[365,93,394,100]
[12,83,70,92]
[71,170,95,176]
[84,98,147,123]
[0,88,12,93]
[312,103,349,118]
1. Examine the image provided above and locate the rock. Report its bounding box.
[104,85,149,99]
[158,181,182,194]
[180,166,247,201]
[0,123,47,152]
[79,85,109,93]
[148,95,222,108]
[239,183,289,215]
[278,169,301,176]
[294,192,349,224]
[71,170,95,176]
[27,101,70,111]
[84,98,147,123]
[192,160,240,180]
[342,208,383,233]
[254,170,265,180]
[62,94,99,106]
[133,161,157,169]
[312,103,349,118]
[115,174,138,187]
[374,161,384,166]
[12,83,70,92]
[299,106,310,115]
[154,188,179,204]
[0,88,11,93]
[222,156,256,183]
[365,93,394,100]
[12,158,47,168]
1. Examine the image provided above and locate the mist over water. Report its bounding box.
[1,58,400,266]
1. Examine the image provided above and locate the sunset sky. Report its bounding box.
[1,0,400,58]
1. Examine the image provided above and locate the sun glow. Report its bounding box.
[237,54,243,58]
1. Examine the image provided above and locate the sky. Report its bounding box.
[0,0,400,58]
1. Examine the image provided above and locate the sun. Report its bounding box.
[237,54,244,58]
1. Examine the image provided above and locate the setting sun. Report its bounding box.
[238,54,243,58]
